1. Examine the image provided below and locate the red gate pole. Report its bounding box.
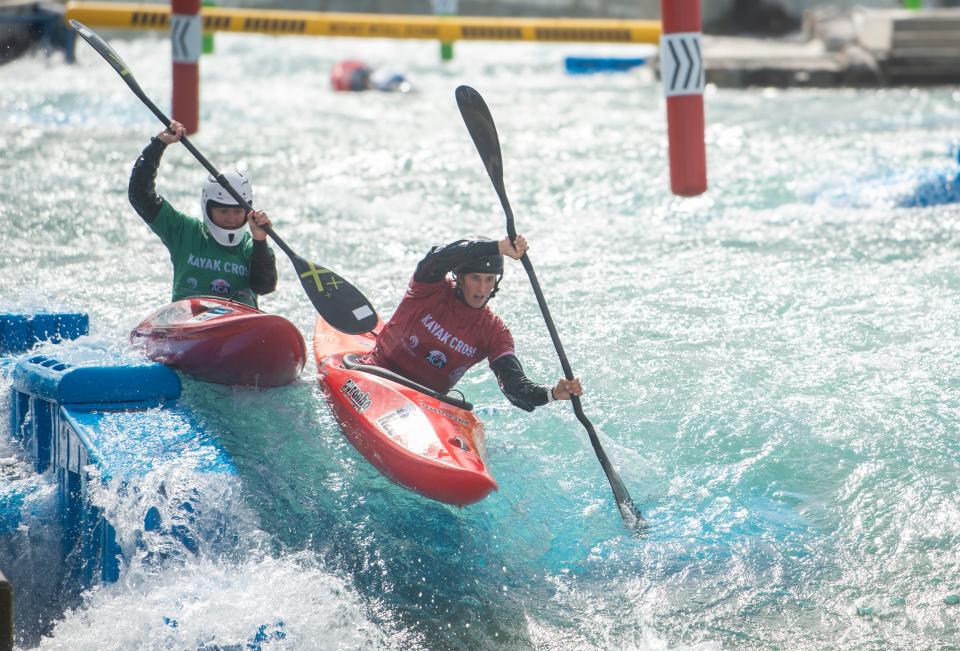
[171,0,201,134]
[660,0,707,196]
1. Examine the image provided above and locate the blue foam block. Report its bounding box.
[0,316,30,355]
[61,406,236,482]
[0,312,89,355]
[13,355,180,407]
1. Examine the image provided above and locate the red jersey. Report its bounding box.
[368,277,515,393]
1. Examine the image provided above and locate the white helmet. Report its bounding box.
[201,170,252,247]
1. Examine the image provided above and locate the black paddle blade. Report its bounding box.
[455,85,517,239]
[70,20,146,97]
[70,19,173,129]
[291,254,377,334]
[588,421,643,526]
[455,85,504,184]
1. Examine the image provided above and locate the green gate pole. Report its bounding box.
[202,0,215,54]
[433,0,457,61]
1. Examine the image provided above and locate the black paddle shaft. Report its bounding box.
[456,85,641,526]
[69,20,378,335]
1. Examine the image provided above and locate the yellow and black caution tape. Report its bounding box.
[64,3,660,44]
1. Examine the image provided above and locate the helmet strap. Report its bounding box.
[488,276,502,301]
[453,272,466,303]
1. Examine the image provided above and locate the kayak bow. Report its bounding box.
[131,297,306,388]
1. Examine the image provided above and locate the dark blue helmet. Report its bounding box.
[453,236,504,276]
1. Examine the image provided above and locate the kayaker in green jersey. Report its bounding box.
[128,120,278,308]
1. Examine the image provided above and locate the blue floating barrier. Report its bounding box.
[0,484,32,535]
[564,55,647,74]
[12,355,180,408]
[0,311,89,355]
[30,312,89,345]
[898,171,960,208]
[0,315,30,356]
[894,145,960,208]
[5,341,235,587]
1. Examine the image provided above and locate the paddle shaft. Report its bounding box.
[495,183,579,380]
[458,85,641,524]
[503,194,637,519]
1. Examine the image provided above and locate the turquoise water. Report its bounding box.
[3,30,960,650]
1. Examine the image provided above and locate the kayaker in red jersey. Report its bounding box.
[128,120,278,309]
[365,236,583,411]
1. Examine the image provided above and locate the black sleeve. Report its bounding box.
[490,354,550,412]
[128,137,168,223]
[249,240,278,295]
[413,239,501,283]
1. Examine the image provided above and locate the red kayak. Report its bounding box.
[314,315,497,506]
[130,297,306,388]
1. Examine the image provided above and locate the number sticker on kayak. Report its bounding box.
[189,306,234,322]
[377,405,441,457]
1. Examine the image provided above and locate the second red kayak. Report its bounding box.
[314,315,497,506]
[130,297,306,388]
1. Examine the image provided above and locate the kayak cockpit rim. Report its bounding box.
[341,353,473,411]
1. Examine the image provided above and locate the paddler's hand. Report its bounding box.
[247,210,272,241]
[551,377,582,401]
[498,234,528,260]
[157,120,185,145]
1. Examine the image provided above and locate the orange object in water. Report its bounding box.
[330,59,370,91]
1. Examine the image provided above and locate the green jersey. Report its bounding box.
[148,199,261,308]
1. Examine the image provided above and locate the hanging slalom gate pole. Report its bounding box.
[432,0,457,61]
[171,0,201,133]
[659,0,707,196]
[0,569,11,651]
[202,0,216,54]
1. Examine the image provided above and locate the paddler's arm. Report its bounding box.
[128,121,185,223]
[413,239,502,283]
[490,355,548,411]
[247,210,278,295]
[490,355,581,412]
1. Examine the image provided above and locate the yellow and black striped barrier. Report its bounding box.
[64,3,661,44]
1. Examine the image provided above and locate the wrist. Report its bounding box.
[547,386,557,403]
